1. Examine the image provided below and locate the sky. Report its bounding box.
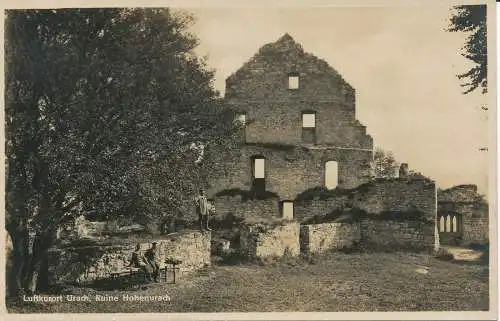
[185,5,490,195]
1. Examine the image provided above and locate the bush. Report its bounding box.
[294,186,351,201]
[302,207,431,225]
[214,188,280,202]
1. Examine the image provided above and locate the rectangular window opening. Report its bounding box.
[288,75,299,90]
[325,161,339,189]
[302,112,317,144]
[302,113,316,128]
[282,201,294,219]
[251,157,266,197]
[253,158,265,179]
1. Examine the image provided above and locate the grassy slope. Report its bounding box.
[7,251,489,313]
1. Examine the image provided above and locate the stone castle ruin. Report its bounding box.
[43,34,489,285]
[205,34,488,258]
[207,33,373,201]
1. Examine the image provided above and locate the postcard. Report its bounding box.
[1,0,497,320]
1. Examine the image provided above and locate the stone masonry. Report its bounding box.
[438,184,489,245]
[353,178,437,222]
[299,219,434,255]
[300,222,360,254]
[295,178,438,223]
[206,34,373,202]
[206,34,442,256]
[47,231,211,285]
[240,222,300,259]
[359,219,435,251]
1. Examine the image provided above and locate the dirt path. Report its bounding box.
[442,246,486,262]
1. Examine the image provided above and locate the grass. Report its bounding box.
[7,251,489,313]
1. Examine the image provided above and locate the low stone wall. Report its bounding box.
[47,231,211,285]
[300,222,360,254]
[360,219,435,250]
[240,222,300,259]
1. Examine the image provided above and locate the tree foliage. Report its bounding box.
[448,5,487,94]
[372,148,399,178]
[5,8,233,295]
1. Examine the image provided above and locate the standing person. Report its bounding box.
[145,242,160,282]
[128,244,153,282]
[195,189,211,231]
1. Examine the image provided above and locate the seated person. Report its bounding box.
[128,244,153,282]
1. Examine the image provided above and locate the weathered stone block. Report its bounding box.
[240,222,300,259]
[300,222,361,254]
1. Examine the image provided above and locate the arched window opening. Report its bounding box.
[325,161,339,189]
[446,215,451,232]
[440,216,445,232]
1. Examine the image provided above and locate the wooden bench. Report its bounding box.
[109,260,182,287]
[110,267,147,288]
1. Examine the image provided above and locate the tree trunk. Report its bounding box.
[7,230,29,298]
[10,252,26,297]
[26,258,42,294]
[26,233,54,294]
[37,256,50,292]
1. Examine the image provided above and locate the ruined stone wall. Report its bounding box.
[206,144,372,200]
[206,34,374,199]
[454,202,489,245]
[299,218,434,254]
[47,231,211,285]
[300,222,360,254]
[293,178,437,224]
[224,34,372,149]
[294,196,349,223]
[353,178,437,222]
[240,222,300,259]
[438,184,489,245]
[360,219,435,250]
[213,196,280,222]
[438,184,479,203]
[463,215,489,244]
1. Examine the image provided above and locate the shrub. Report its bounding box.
[302,207,430,225]
[214,188,280,202]
[294,186,351,201]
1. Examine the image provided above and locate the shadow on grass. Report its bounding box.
[212,252,247,266]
